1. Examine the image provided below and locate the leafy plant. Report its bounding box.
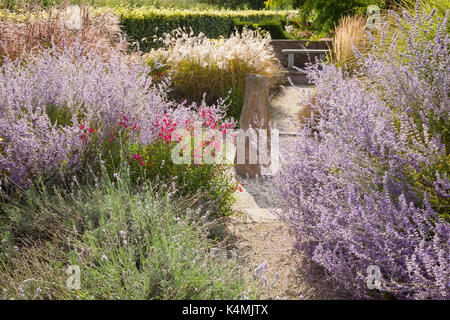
[233,18,290,39]
[289,0,389,36]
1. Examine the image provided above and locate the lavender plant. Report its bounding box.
[277,3,449,299]
[0,40,229,195]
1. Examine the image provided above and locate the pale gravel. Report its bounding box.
[227,85,350,300]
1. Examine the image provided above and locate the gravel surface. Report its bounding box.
[227,85,349,300]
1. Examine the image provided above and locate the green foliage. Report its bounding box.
[129,140,238,216]
[264,0,292,10]
[197,0,267,10]
[115,7,294,50]
[165,56,252,120]
[45,103,81,128]
[233,18,290,39]
[118,8,231,51]
[0,170,257,299]
[290,0,389,35]
[79,123,237,216]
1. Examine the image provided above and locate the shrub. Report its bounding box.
[145,28,283,119]
[198,0,268,10]
[276,3,449,299]
[289,0,389,36]
[233,18,290,39]
[0,168,257,299]
[113,6,294,50]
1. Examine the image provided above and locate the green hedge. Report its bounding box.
[233,18,290,39]
[111,7,294,51]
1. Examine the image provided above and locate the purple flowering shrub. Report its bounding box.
[276,5,449,299]
[0,42,231,197]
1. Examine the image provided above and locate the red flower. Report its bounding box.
[119,120,128,129]
[122,114,129,122]
[88,127,94,134]
[132,122,137,131]
[158,72,162,77]
[133,154,143,161]
[80,123,85,130]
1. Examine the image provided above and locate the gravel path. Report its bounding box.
[270,85,314,134]
[226,85,348,300]
[232,85,313,218]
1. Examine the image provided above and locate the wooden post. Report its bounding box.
[235,74,271,178]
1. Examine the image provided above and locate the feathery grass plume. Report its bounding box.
[332,14,368,74]
[146,27,283,119]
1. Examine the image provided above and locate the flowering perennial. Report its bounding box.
[0,41,229,194]
[276,4,449,299]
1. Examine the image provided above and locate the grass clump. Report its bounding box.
[146,28,283,120]
[331,15,368,74]
[0,5,125,63]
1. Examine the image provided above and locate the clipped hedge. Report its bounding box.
[112,7,294,50]
[233,18,290,39]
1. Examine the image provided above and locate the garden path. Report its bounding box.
[226,85,348,300]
